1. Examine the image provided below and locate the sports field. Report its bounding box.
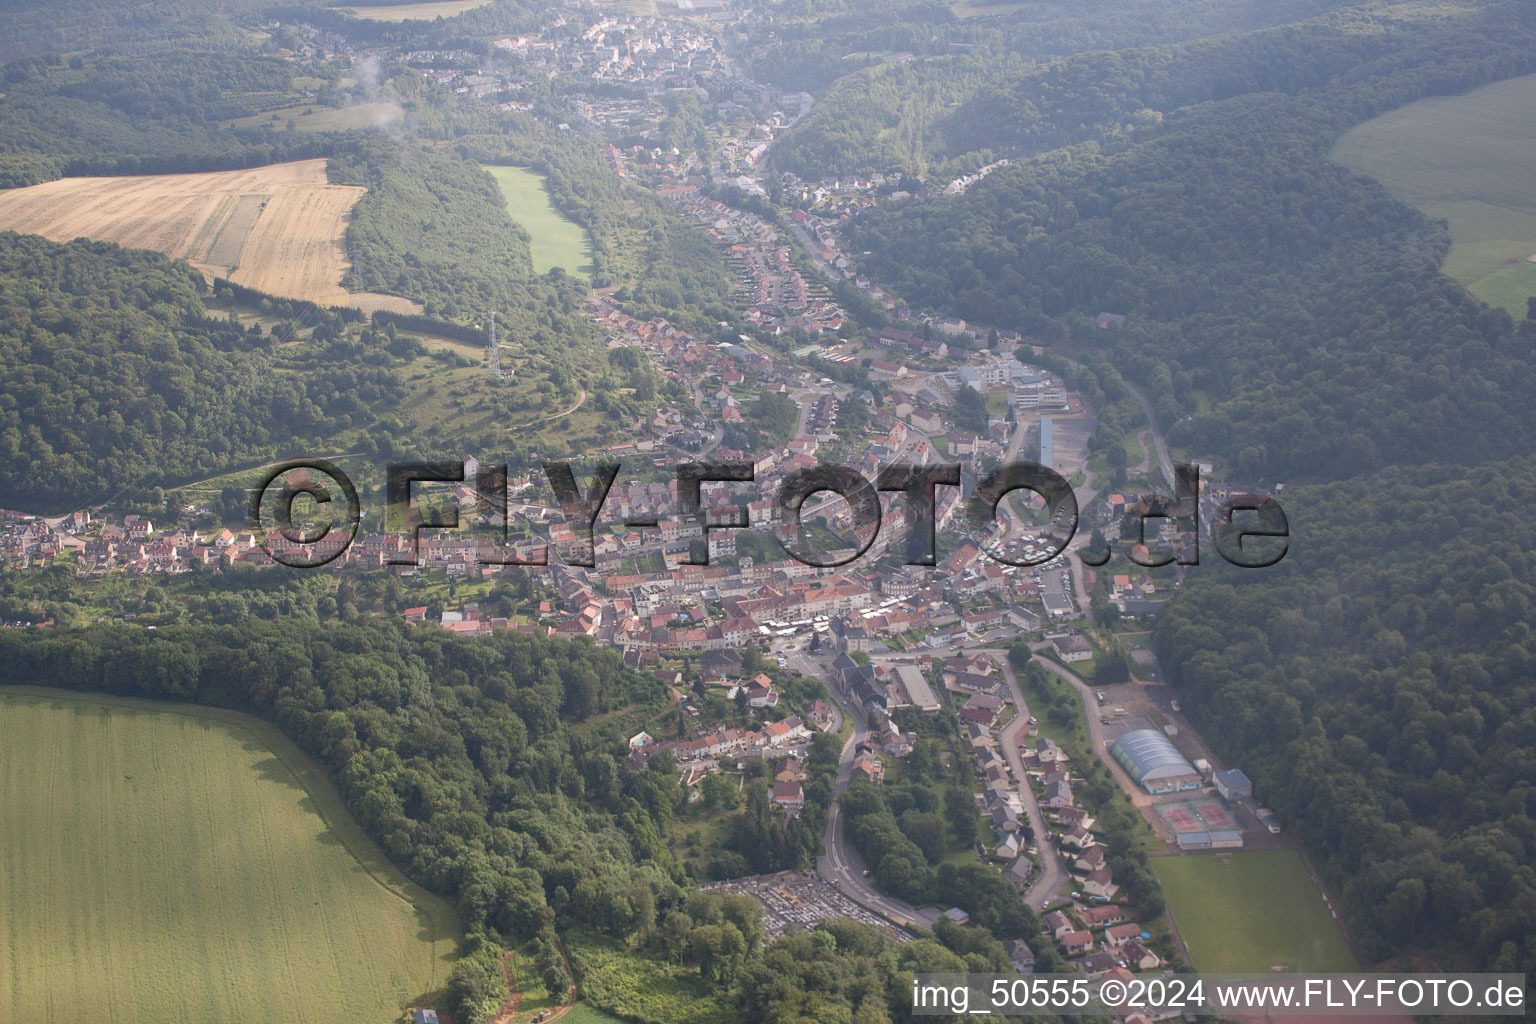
[0,688,460,1024]
[333,0,493,21]
[0,159,419,312]
[1157,797,1238,833]
[1153,849,1356,974]
[1333,73,1536,317]
[483,164,595,278]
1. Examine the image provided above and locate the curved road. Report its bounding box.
[1029,651,1159,809]
[784,635,1073,927]
[513,381,587,431]
[991,652,1070,908]
[788,647,929,930]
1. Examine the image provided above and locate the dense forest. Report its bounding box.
[331,143,549,318]
[0,613,1062,1024]
[405,84,736,331]
[0,48,364,186]
[848,3,1536,480]
[269,0,548,51]
[744,0,1356,99]
[811,0,1536,981]
[0,233,403,511]
[753,0,1392,179]
[1155,457,1536,974]
[0,0,317,59]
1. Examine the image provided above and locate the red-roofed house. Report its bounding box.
[771,780,804,815]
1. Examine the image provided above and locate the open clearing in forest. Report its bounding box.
[332,0,493,20]
[225,100,404,133]
[0,159,419,312]
[483,164,596,278]
[0,687,460,1024]
[1333,73,1536,317]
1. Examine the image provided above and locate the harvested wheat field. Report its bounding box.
[0,159,419,313]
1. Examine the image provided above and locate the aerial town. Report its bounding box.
[0,0,1300,1010]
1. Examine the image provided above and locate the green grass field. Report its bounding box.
[0,687,460,1024]
[950,0,1029,18]
[332,0,493,21]
[1153,850,1357,974]
[1333,73,1536,317]
[482,165,595,279]
[226,100,403,132]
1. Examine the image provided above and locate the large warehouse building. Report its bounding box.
[1111,729,1202,793]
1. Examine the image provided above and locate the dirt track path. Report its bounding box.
[488,951,522,1024]
[511,382,587,431]
[495,939,578,1024]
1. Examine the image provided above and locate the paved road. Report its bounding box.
[1064,466,1099,626]
[788,218,840,284]
[1123,381,1175,490]
[867,646,1073,910]
[1030,651,1158,808]
[1039,351,1174,492]
[991,652,1070,909]
[788,647,928,929]
[688,377,725,456]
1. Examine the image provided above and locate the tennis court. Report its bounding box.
[1197,801,1237,829]
[1158,798,1239,834]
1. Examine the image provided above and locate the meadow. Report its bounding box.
[0,688,460,1024]
[333,0,494,21]
[1332,73,1536,317]
[0,160,418,312]
[483,164,596,279]
[226,100,404,132]
[950,0,1029,18]
[1152,849,1357,973]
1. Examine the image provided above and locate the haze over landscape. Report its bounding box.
[0,0,1532,1022]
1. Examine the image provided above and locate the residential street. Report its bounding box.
[1028,650,1159,808]
[787,647,930,930]
[991,651,1070,908]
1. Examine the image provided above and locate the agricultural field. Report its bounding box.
[332,0,493,20]
[1332,73,1536,317]
[0,160,419,313]
[483,164,596,278]
[0,687,460,1024]
[1152,850,1357,974]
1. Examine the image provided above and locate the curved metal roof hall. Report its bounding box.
[1111,728,1196,784]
